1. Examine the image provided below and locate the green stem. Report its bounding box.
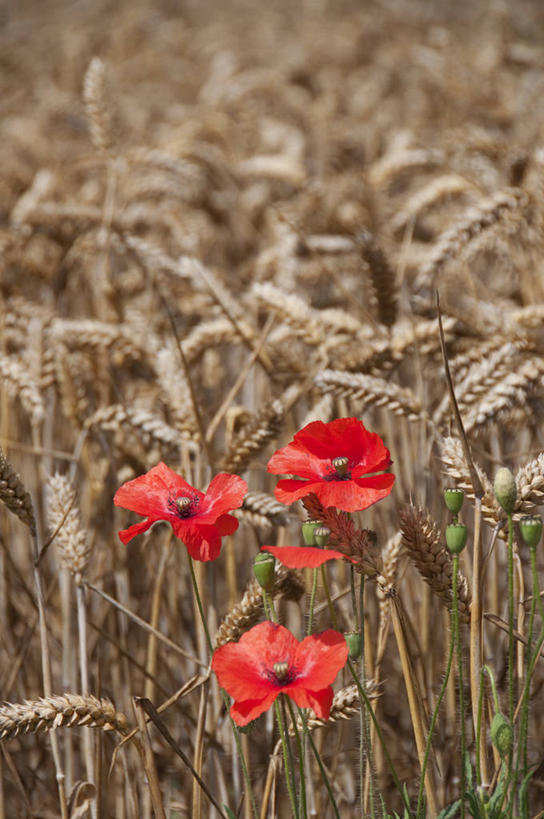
[416,570,457,818]
[307,569,319,636]
[285,698,307,819]
[275,696,299,819]
[186,552,258,819]
[320,565,338,630]
[507,514,515,728]
[452,553,466,819]
[476,665,501,786]
[298,708,341,819]
[520,545,540,771]
[346,659,411,814]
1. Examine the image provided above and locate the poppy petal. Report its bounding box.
[287,687,333,720]
[294,630,349,689]
[117,518,156,545]
[114,462,200,517]
[175,522,223,562]
[214,514,239,537]
[262,545,356,568]
[199,474,248,521]
[230,692,278,726]
[267,444,329,481]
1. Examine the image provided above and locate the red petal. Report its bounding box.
[175,521,223,562]
[268,443,329,480]
[274,478,318,504]
[230,692,278,726]
[262,545,356,568]
[287,686,333,719]
[214,514,239,537]
[212,622,297,701]
[293,630,348,689]
[114,462,200,518]
[117,518,155,545]
[198,474,247,522]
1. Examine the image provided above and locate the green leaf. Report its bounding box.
[436,798,461,818]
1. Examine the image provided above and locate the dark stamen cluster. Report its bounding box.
[268,660,297,686]
[167,493,199,519]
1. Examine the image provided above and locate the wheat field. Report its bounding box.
[2,0,544,816]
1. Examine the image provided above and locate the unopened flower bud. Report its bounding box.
[494,467,517,515]
[345,631,362,660]
[253,553,276,591]
[491,713,513,758]
[314,526,331,548]
[445,523,468,554]
[519,516,543,549]
[443,488,464,516]
[302,520,320,546]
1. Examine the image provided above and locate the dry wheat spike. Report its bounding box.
[440,436,505,530]
[0,448,36,534]
[251,282,324,345]
[46,474,89,582]
[84,404,199,454]
[358,231,397,327]
[0,353,45,425]
[415,188,527,291]
[83,57,114,156]
[235,491,290,528]
[462,356,544,435]
[399,505,471,622]
[391,174,476,235]
[0,694,129,740]
[315,369,428,424]
[289,682,378,736]
[221,399,284,473]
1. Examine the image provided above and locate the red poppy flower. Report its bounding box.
[268,417,394,511]
[212,621,348,726]
[262,545,357,569]
[114,462,247,562]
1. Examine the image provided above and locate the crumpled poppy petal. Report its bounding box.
[287,687,333,720]
[117,518,156,545]
[214,514,239,537]
[114,462,198,517]
[294,630,349,690]
[267,444,329,481]
[230,692,278,726]
[262,545,356,568]
[175,522,222,562]
[199,473,247,521]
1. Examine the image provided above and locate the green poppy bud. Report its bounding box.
[445,523,468,554]
[314,526,331,548]
[491,713,513,758]
[443,488,464,516]
[345,631,362,660]
[494,467,517,515]
[253,552,276,591]
[302,520,320,546]
[519,516,543,549]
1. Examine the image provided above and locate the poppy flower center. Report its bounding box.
[168,494,199,519]
[270,660,297,685]
[326,456,351,481]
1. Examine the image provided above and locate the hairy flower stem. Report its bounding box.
[76,582,95,818]
[470,496,488,787]
[320,565,338,630]
[297,708,341,819]
[507,514,515,727]
[285,697,307,819]
[416,567,457,818]
[477,666,501,784]
[452,553,466,819]
[275,696,300,819]
[307,569,319,636]
[355,573,375,818]
[187,553,258,819]
[520,545,541,772]
[346,659,411,815]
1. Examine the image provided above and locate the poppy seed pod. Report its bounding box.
[443,488,464,516]
[519,516,543,549]
[494,467,517,515]
[302,520,320,546]
[345,631,362,660]
[253,552,276,591]
[314,526,331,548]
[445,523,468,554]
